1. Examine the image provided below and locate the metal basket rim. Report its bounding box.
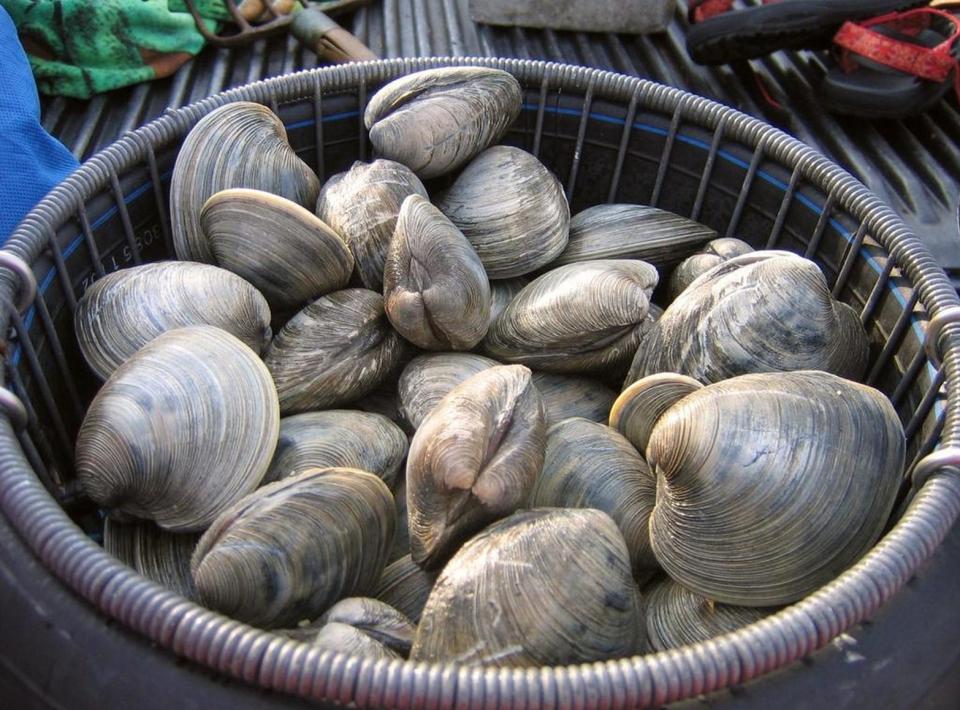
[0,57,959,708]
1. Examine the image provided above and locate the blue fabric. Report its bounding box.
[0,5,79,243]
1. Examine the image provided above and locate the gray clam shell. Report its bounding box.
[667,237,754,301]
[373,554,437,624]
[280,622,400,659]
[550,204,715,270]
[530,372,616,426]
[489,277,529,327]
[316,159,428,291]
[484,259,659,375]
[263,288,407,415]
[411,508,647,667]
[201,188,354,311]
[191,467,395,628]
[647,371,905,606]
[626,251,870,387]
[170,101,320,263]
[103,519,199,600]
[75,261,272,380]
[364,67,522,179]
[397,352,500,430]
[384,195,491,350]
[263,410,408,489]
[319,597,415,655]
[76,326,280,533]
[437,146,570,279]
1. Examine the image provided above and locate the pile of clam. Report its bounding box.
[75,67,906,667]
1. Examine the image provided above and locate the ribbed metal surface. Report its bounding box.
[38,0,960,286]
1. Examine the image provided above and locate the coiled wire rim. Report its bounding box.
[1,58,959,708]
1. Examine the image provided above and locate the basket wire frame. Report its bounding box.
[0,58,959,708]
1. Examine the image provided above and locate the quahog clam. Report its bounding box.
[373,554,437,624]
[262,410,408,489]
[315,159,428,290]
[191,467,395,628]
[610,373,704,457]
[383,194,491,350]
[625,251,869,386]
[76,326,279,532]
[397,352,499,430]
[364,67,522,179]
[643,370,905,606]
[549,204,715,270]
[668,237,754,301]
[170,101,320,263]
[411,508,647,666]
[200,188,354,311]
[530,418,657,575]
[437,146,570,279]
[644,577,770,651]
[406,364,546,569]
[489,277,529,327]
[389,478,411,562]
[484,259,659,376]
[319,597,415,655]
[263,289,406,414]
[280,622,400,660]
[531,372,617,425]
[75,261,271,380]
[103,519,199,600]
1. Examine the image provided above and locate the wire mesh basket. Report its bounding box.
[1,57,960,708]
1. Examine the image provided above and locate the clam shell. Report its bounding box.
[625,251,870,387]
[530,418,657,575]
[373,554,437,624]
[384,195,491,350]
[263,410,408,489]
[389,478,411,563]
[406,365,546,569]
[171,101,320,263]
[315,159,428,291]
[75,261,272,380]
[549,204,715,270]
[397,352,500,430]
[645,577,769,651]
[191,467,395,628]
[364,67,522,179]
[319,597,415,655]
[668,237,754,301]
[610,373,704,458]
[103,519,199,600]
[411,508,647,666]
[437,146,570,279]
[489,277,529,327]
[76,326,279,533]
[280,622,400,659]
[484,259,658,375]
[531,372,617,426]
[263,289,406,414]
[200,188,354,311]
[353,379,409,432]
[647,371,905,606]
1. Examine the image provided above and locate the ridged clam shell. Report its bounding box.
[75,261,272,380]
[76,326,279,532]
[200,188,354,311]
[389,478,411,562]
[397,352,500,430]
[549,204,715,270]
[625,251,870,387]
[262,410,408,489]
[489,277,529,327]
[484,259,658,375]
[531,372,617,426]
[437,146,570,279]
[192,467,395,628]
[280,622,400,659]
[407,365,546,569]
[610,373,704,458]
[353,379,409,431]
[384,195,491,350]
[315,159,428,291]
[668,237,753,301]
[373,554,437,624]
[645,577,770,651]
[319,597,415,655]
[411,508,647,666]
[647,371,905,606]
[263,289,406,414]
[170,101,320,263]
[531,418,657,575]
[103,519,199,600]
[364,67,522,179]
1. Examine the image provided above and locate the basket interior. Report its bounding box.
[6,69,946,544]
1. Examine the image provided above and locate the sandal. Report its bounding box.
[686,0,929,65]
[822,7,960,117]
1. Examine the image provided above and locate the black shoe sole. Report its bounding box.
[686,0,929,65]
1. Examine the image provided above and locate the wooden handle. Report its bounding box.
[291,7,379,63]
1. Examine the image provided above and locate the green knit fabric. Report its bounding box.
[1,1,232,98]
